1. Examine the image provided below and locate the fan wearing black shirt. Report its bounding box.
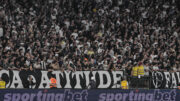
[24,75,35,89]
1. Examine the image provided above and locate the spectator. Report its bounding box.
[51,60,60,70]
[33,59,42,70]
[49,74,57,89]
[88,76,96,89]
[0,77,6,89]
[144,62,150,76]
[137,62,145,77]
[121,77,129,89]
[24,75,35,89]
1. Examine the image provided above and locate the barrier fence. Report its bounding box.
[0,70,180,89]
[0,89,179,101]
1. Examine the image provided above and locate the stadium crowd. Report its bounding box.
[0,0,179,75]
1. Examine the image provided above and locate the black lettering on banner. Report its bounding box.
[0,70,124,89]
[151,71,180,89]
[1,70,180,89]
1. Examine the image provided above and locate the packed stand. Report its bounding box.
[0,0,179,74]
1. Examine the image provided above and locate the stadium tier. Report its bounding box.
[0,0,179,90]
